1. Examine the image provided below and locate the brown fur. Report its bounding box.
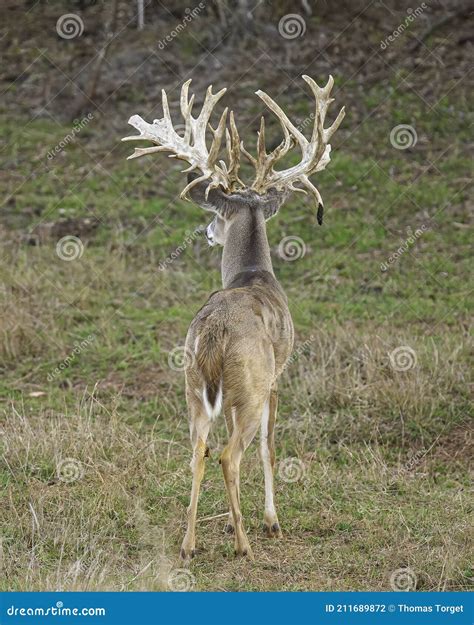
[180,190,293,560]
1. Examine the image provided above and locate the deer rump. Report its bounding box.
[187,289,285,422]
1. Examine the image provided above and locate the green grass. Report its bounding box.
[0,71,472,592]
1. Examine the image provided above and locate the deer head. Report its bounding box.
[122,76,345,235]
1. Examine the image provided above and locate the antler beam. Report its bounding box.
[122,80,240,198]
[122,76,345,218]
[250,75,345,219]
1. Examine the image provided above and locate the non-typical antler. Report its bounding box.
[122,76,344,218]
[122,79,242,198]
[246,75,345,219]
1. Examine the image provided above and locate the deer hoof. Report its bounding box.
[180,547,196,560]
[264,522,282,538]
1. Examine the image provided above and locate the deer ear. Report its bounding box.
[186,173,230,214]
[259,188,289,220]
[187,173,249,218]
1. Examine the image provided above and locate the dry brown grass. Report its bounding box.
[1,0,472,590]
[1,316,472,591]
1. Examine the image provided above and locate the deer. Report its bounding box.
[122,75,345,560]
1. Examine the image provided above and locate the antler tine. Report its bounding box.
[256,117,266,166]
[248,75,345,214]
[123,75,344,214]
[250,113,295,192]
[208,107,228,165]
[301,75,345,165]
[126,145,168,160]
[180,79,194,143]
[255,89,306,151]
[302,75,332,138]
[224,111,244,191]
[161,89,171,125]
[122,81,232,199]
[324,105,346,143]
[194,85,227,153]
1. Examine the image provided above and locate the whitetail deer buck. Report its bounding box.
[123,76,344,559]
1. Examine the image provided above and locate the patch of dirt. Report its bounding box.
[429,422,474,467]
[26,216,100,244]
[91,364,179,400]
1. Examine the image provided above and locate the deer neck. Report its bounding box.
[221,208,274,289]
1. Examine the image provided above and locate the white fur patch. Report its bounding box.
[202,380,223,421]
[260,400,275,516]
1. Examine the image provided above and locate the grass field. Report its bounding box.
[1,2,473,592]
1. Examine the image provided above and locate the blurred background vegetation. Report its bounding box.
[0,0,472,591]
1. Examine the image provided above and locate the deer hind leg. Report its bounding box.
[220,407,261,559]
[180,405,210,561]
[261,385,282,537]
[223,407,237,535]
